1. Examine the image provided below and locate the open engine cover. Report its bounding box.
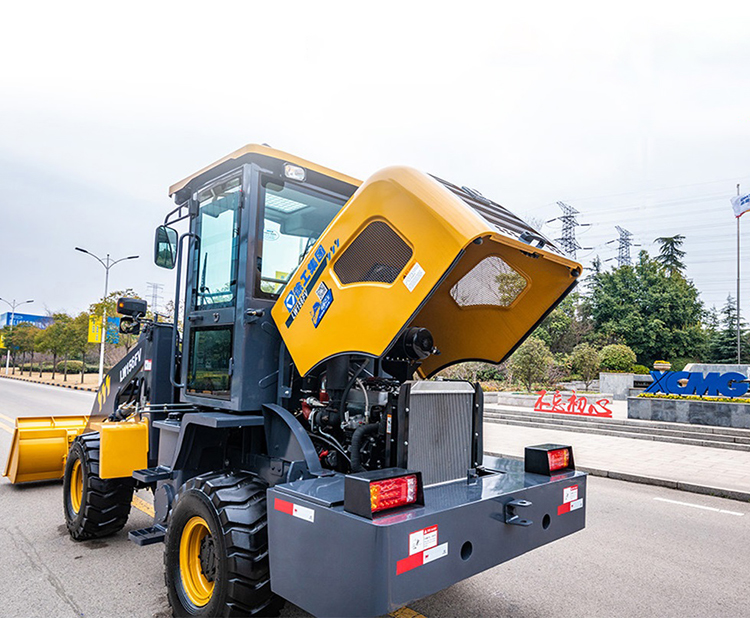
[270,166,581,377]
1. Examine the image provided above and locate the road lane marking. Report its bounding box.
[654,497,744,516]
[390,608,427,618]
[0,420,12,434]
[0,412,15,424]
[132,495,155,517]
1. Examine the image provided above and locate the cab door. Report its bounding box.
[182,170,243,406]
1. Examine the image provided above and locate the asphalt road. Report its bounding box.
[1,379,749,617]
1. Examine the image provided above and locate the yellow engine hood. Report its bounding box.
[271,166,580,377]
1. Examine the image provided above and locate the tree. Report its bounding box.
[89,289,142,357]
[36,313,73,379]
[570,343,600,389]
[535,293,593,354]
[4,323,41,375]
[599,344,636,372]
[707,296,750,363]
[654,234,686,276]
[509,337,552,392]
[585,250,706,365]
[69,312,92,383]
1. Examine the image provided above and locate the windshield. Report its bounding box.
[257,179,346,297]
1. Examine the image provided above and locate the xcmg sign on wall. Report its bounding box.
[645,371,749,398]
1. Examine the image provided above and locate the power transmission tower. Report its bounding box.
[146,282,164,313]
[547,202,590,259]
[605,226,640,268]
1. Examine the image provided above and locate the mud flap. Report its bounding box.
[3,415,89,483]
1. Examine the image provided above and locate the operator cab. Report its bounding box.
[154,145,360,411]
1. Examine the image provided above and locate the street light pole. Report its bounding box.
[75,248,138,385]
[0,298,34,375]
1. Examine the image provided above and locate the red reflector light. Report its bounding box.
[370,474,418,513]
[547,448,570,471]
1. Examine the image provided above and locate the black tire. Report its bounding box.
[63,432,134,541]
[164,472,284,617]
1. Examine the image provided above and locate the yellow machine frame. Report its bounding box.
[271,166,581,377]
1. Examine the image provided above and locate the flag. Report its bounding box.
[106,317,120,345]
[731,193,750,218]
[88,315,102,343]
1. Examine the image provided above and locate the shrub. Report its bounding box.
[632,364,650,375]
[56,360,97,373]
[599,344,636,373]
[509,337,553,392]
[570,343,600,389]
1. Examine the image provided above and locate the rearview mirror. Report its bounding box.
[154,225,178,269]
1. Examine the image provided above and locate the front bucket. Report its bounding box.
[3,416,90,484]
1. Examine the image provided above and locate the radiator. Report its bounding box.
[402,381,481,486]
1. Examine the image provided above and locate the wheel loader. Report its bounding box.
[4,144,586,617]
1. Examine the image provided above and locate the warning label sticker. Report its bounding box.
[563,485,579,504]
[397,526,448,576]
[558,497,584,516]
[403,262,425,292]
[409,524,438,555]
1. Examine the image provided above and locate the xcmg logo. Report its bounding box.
[645,371,749,398]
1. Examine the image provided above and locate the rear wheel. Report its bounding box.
[63,432,134,540]
[164,472,283,617]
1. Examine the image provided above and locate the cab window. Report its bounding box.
[256,179,345,298]
[192,175,241,310]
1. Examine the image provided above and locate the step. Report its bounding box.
[128,525,166,546]
[483,411,750,444]
[132,466,172,483]
[484,417,750,452]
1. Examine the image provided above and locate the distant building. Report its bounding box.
[0,312,53,329]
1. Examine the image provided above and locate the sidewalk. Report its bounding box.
[0,372,97,392]
[484,420,750,502]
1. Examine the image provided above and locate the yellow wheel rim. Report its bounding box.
[70,459,83,514]
[179,516,215,607]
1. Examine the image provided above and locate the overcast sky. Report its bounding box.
[1,1,749,321]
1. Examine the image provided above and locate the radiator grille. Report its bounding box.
[333,221,413,285]
[406,382,475,486]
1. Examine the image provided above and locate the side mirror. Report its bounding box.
[154,225,178,269]
[119,317,141,335]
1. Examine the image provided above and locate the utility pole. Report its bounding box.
[75,248,138,385]
[0,298,34,375]
[738,183,741,364]
[547,202,591,259]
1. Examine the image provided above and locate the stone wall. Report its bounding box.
[599,373,633,400]
[628,396,750,429]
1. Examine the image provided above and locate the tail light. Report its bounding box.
[525,444,575,475]
[547,448,570,471]
[345,468,424,519]
[370,475,418,513]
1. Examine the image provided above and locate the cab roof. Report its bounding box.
[169,143,361,198]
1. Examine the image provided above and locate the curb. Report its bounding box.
[0,373,97,392]
[486,451,750,504]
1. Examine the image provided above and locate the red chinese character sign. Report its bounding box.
[534,390,612,418]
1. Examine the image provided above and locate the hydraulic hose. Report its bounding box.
[350,422,379,472]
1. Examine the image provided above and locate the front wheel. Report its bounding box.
[63,432,134,540]
[164,472,283,617]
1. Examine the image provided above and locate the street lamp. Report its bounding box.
[75,247,138,384]
[0,297,34,375]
